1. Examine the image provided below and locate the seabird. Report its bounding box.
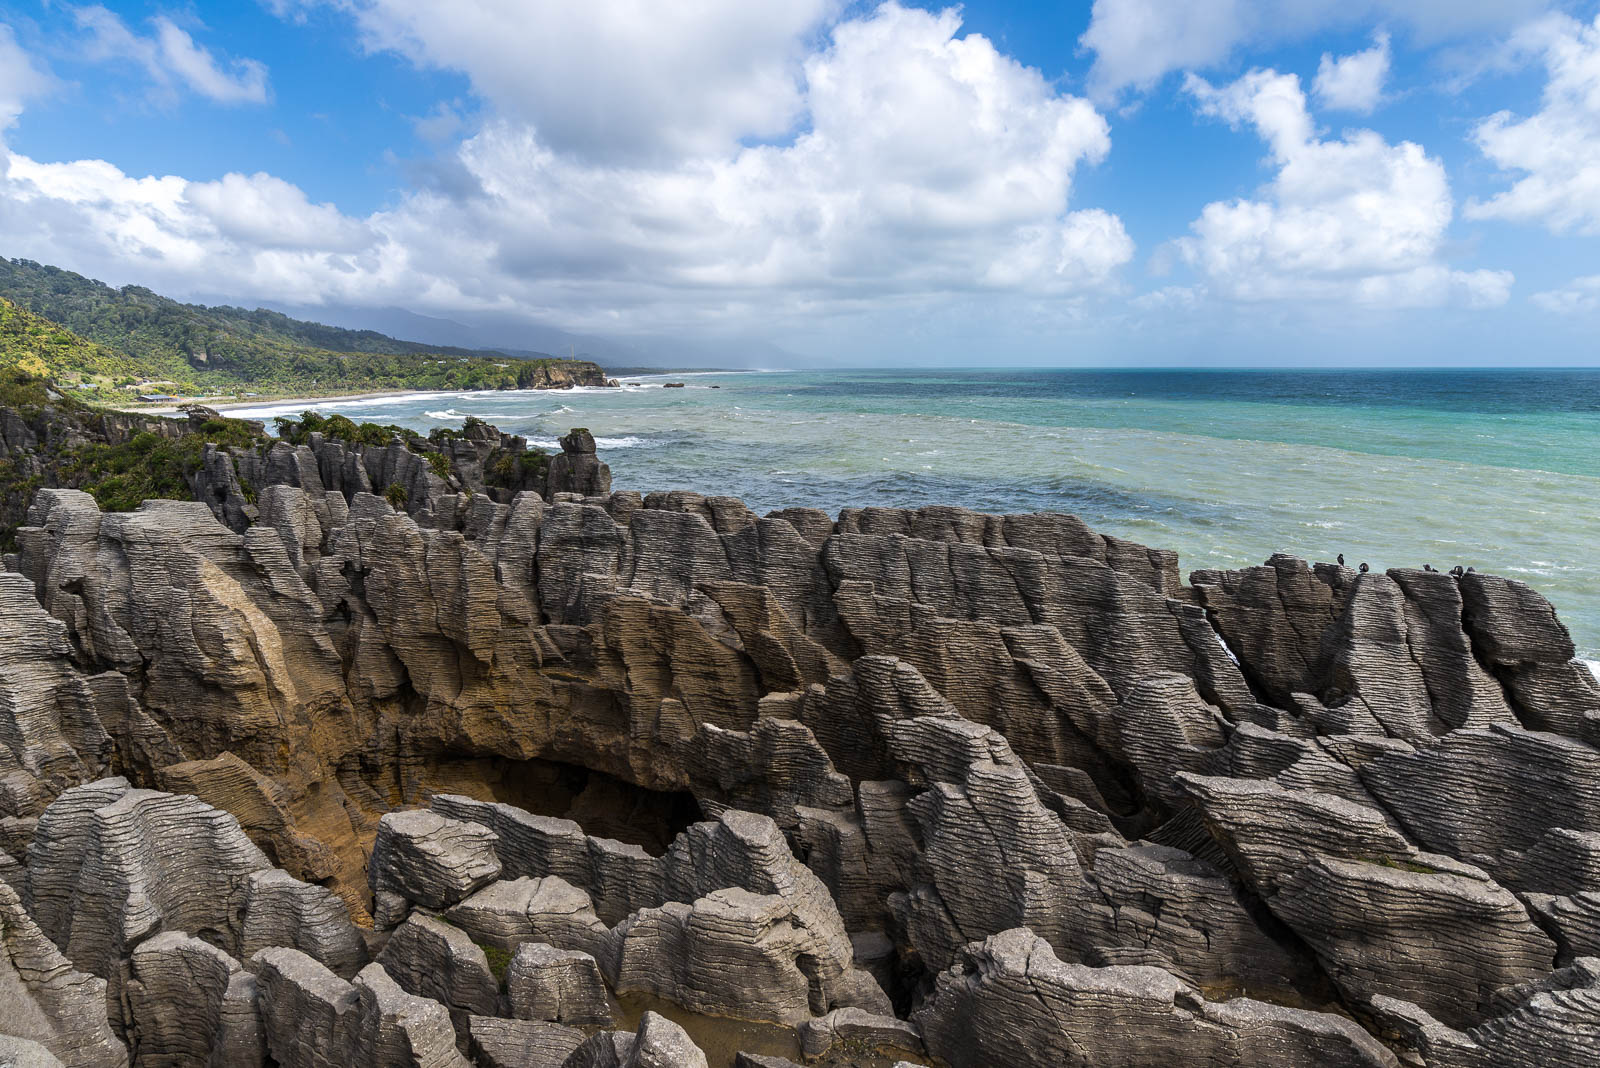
[1467,566,1476,573]
[1450,565,1464,578]
[1337,553,1345,566]
[1424,564,1435,572]
[1359,562,1370,573]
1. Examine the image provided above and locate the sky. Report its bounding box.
[0,1,1597,366]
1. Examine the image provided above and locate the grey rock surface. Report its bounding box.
[507,942,614,1026]
[368,810,501,927]
[23,779,271,978]
[561,1011,708,1068]
[375,910,502,1018]
[915,928,1398,1068]
[252,948,470,1068]
[467,1017,585,1068]
[0,879,125,1068]
[122,931,262,1068]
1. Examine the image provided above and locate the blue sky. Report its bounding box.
[0,1,1597,366]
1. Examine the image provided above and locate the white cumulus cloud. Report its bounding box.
[75,6,270,105]
[319,0,837,164]
[0,3,1131,336]
[1531,274,1600,313]
[1175,69,1511,307]
[1467,13,1600,235]
[1081,0,1548,98]
[0,25,53,133]
[1314,31,1391,113]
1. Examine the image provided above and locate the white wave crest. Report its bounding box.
[525,435,654,450]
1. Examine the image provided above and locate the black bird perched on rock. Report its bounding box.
[1337,553,1345,566]
[1451,565,1464,578]
[1359,562,1370,573]
[1467,566,1476,573]
[1423,564,1436,572]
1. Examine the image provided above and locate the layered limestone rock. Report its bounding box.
[238,867,368,978]
[0,574,113,821]
[466,1016,585,1068]
[562,1012,708,1068]
[444,876,614,962]
[375,911,502,1018]
[368,810,502,928]
[797,1008,923,1060]
[547,430,611,499]
[6,460,1600,1064]
[23,779,272,979]
[611,887,834,1025]
[122,932,262,1068]
[252,949,470,1068]
[915,928,1397,1068]
[1371,957,1600,1067]
[506,942,614,1026]
[0,878,126,1068]
[430,795,663,926]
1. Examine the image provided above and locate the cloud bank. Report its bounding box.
[1468,12,1600,236]
[1177,68,1511,308]
[0,3,1134,338]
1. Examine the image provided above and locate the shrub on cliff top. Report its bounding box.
[276,409,421,448]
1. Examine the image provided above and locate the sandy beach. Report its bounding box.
[115,388,473,417]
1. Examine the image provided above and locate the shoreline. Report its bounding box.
[121,387,449,417]
[115,373,722,416]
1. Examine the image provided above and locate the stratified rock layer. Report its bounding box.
[4,445,1600,1065]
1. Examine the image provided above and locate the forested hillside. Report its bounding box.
[0,258,608,401]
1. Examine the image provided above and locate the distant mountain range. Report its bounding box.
[0,258,610,401]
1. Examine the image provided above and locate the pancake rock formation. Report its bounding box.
[3,421,1600,1065]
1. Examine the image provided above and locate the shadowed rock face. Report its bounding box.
[3,433,1600,1065]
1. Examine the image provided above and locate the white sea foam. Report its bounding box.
[1585,659,1600,685]
[227,390,467,420]
[525,435,652,450]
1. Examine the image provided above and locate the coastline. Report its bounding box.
[113,386,499,417]
[113,368,742,416]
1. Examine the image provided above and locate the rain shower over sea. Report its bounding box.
[230,368,1600,663]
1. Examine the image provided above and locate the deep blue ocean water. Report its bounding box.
[233,368,1600,661]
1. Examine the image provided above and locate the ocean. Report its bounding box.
[229,368,1600,663]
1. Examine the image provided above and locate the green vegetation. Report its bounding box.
[384,482,409,509]
[485,448,548,490]
[0,257,584,401]
[0,365,63,411]
[57,415,267,513]
[275,409,422,448]
[479,943,512,988]
[0,298,141,394]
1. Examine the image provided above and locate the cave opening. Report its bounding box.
[419,754,704,855]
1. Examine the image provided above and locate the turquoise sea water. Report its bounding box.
[231,369,1600,662]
